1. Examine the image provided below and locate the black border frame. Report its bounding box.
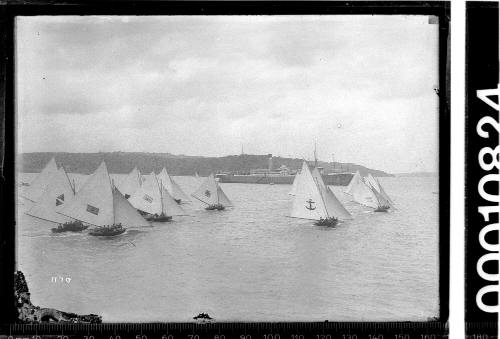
[465,0,499,329]
[0,1,450,336]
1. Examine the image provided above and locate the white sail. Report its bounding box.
[216,186,233,207]
[191,173,232,206]
[157,168,191,202]
[58,161,114,226]
[21,158,59,202]
[118,167,142,198]
[377,181,395,207]
[365,174,395,208]
[324,186,353,219]
[310,167,351,219]
[366,181,391,209]
[344,170,361,195]
[128,172,163,215]
[288,171,301,196]
[365,173,380,191]
[290,162,327,220]
[112,187,150,227]
[372,176,395,207]
[350,174,379,209]
[160,184,187,216]
[26,167,75,224]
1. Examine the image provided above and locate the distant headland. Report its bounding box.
[18,152,394,177]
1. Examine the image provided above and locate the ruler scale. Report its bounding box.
[0,321,462,339]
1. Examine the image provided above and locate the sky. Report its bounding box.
[16,15,439,173]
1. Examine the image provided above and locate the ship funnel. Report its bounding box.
[268,154,273,172]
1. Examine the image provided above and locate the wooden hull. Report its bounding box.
[314,217,338,227]
[51,222,88,233]
[146,215,172,222]
[89,226,126,236]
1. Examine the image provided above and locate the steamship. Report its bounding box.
[215,154,354,186]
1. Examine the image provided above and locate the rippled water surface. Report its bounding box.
[17,174,439,322]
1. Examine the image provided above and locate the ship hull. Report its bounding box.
[216,173,353,186]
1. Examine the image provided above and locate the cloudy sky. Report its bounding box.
[16,15,439,173]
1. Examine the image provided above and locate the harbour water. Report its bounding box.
[17,174,439,322]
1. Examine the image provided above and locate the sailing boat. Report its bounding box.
[348,172,390,211]
[128,172,186,222]
[58,161,150,236]
[365,179,391,212]
[118,167,142,199]
[26,166,87,232]
[157,168,191,204]
[365,173,395,209]
[21,157,59,203]
[344,170,361,195]
[288,169,301,196]
[191,173,232,210]
[290,162,352,227]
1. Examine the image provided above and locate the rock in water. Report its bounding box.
[193,313,213,323]
[15,271,102,323]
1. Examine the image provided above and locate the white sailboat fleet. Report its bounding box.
[20,156,395,235]
[58,161,150,235]
[128,169,186,222]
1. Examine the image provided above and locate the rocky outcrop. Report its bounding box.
[15,271,102,323]
[193,313,214,323]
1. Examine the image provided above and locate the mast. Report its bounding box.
[159,178,164,214]
[314,141,318,168]
[216,180,220,205]
[313,173,329,219]
[111,179,116,225]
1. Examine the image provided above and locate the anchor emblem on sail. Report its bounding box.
[305,199,316,210]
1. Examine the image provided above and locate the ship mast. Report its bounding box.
[314,141,318,168]
[159,178,164,215]
[111,179,116,225]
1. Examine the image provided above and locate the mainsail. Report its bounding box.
[128,173,185,216]
[344,170,361,195]
[311,168,352,220]
[58,162,114,226]
[159,184,186,216]
[191,173,233,207]
[349,174,379,209]
[21,158,59,202]
[365,173,380,192]
[113,186,151,227]
[366,173,395,207]
[290,162,351,221]
[118,167,142,198]
[366,181,391,209]
[58,161,149,227]
[288,170,301,196]
[26,167,75,224]
[157,168,191,202]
